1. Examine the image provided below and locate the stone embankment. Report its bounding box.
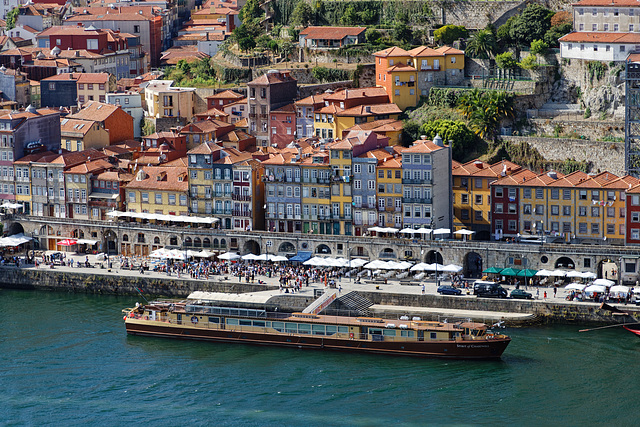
[2,268,638,326]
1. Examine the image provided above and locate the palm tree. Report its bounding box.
[459,90,514,141]
[457,88,484,118]
[466,29,497,59]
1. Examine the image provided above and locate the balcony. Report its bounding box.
[402,197,432,204]
[249,113,257,118]
[402,178,432,185]
[232,194,251,202]
[212,209,232,215]
[232,209,251,217]
[353,217,363,225]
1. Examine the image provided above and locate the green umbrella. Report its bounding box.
[482,267,504,274]
[501,267,521,276]
[516,269,538,277]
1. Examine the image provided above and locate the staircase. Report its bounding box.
[335,291,374,317]
[303,289,338,314]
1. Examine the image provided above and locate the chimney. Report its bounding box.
[433,134,443,147]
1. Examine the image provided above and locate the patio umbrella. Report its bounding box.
[585,284,607,294]
[535,269,554,277]
[218,251,240,260]
[454,229,475,235]
[483,267,504,274]
[57,239,77,246]
[400,228,416,234]
[396,261,414,270]
[593,278,615,287]
[566,271,584,278]
[551,270,568,277]
[432,228,451,235]
[241,253,259,261]
[516,269,538,278]
[441,264,463,273]
[414,228,432,235]
[581,272,597,279]
[348,258,368,268]
[198,250,215,258]
[270,255,289,262]
[610,285,630,296]
[500,267,521,276]
[425,263,445,272]
[565,283,586,291]
[410,262,430,271]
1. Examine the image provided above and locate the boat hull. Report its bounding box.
[125,320,511,359]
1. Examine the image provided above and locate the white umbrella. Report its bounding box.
[551,270,568,277]
[585,284,607,293]
[432,228,451,235]
[454,229,475,235]
[566,271,584,278]
[367,226,383,233]
[242,253,259,261]
[593,278,615,287]
[425,263,445,272]
[364,260,386,269]
[186,250,200,258]
[149,248,168,258]
[198,250,215,258]
[581,272,597,279]
[400,228,416,234]
[415,228,432,235]
[610,285,630,296]
[441,264,463,273]
[535,269,554,277]
[410,262,429,271]
[565,283,586,291]
[218,251,240,260]
[396,261,413,270]
[255,254,276,261]
[382,227,399,233]
[346,258,367,268]
[271,255,289,262]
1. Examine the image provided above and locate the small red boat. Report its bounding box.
[623,326,640,337]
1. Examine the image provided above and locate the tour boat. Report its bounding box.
[123,300,511,359]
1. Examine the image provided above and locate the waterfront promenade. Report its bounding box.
[3,251,638,325]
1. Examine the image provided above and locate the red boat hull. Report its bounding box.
[623,326,640,337]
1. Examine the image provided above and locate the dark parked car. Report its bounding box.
[473,281,508,298]
[510,289,533,299]
[437,285,462,295]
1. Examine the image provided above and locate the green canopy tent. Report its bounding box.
[516,269,538,278]
[501,267,521,276]
[482,267,504,274]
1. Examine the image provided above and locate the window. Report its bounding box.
[495,220,503,230]
[523,204,532,214]
[535,205,544,215]
[134,25,140,33]
[461,209,469,220]
[495,203,503,214]
[579,223,587,234]
[551,189,559,199]
[475,210,483,221]
[523,188,531,199]
[563,206,571,216]
[475,194,482,205]
[536,188,544,199]
[495,187,503,198]
[508,220,517,231]
[550,205,559,215]
[461,194,469,204]
[591,223,599,234]
[87,39,98,50]
[591,207,600,217]
[579,206,587,216]
[632,212,640,222]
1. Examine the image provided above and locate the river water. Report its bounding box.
[1,289,637,426]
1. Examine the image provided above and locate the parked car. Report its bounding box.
[510,289,533,299]
[473,281,508,298]
[437,285,462,295]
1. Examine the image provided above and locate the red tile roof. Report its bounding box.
[559,31,640,43]
[299,26,366,40]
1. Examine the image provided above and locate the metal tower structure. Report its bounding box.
[625,57,640,177]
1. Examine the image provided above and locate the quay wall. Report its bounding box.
[2,268,637,325]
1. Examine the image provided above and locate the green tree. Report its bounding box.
[239,0,262,23]
[341,5,358,26]
[544,22,572,48]
[434,25,468,45]
[496,52,518,69]
[458,90,514,141]
[393,21,412,44]
[519,54,539,70]
[509,4,553,48]
[6,8,18,30]
[290,1,313,27]
[421,119,477,160]
[365,28,381,45]
[497,16,515,47]
[234,24,257,52]
[530,39,549,55]
[466,29,497,59]
[142,119,156,136]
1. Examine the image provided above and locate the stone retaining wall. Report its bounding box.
[501,135,624,175]
[2,268,636,325]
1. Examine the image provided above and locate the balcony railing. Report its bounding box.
[232,194,251,201]
[232,209,251,217]
[402,178,432,185]
[402,197,432,204]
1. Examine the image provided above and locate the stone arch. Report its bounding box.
[220,238,227,248]
[4,221,24,236]
[243,239,260,255]
[184,237,193,247]
[379,247,396,259]
[203,237,211,248]
[315,244,331,255]
[72,229,84,239]
[194,237,202,248]
[426,250,443,264]
[555,256,575,269]
[169,235,178,246]
[153,236,160,244]
[278,241,295,254]
[122,233,129,242]
[349,246,369,259]
[213,238,219,248]
[464,251,483,278]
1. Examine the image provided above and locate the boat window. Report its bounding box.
[239,319,252,326]
[325,325,337,335]
[208,317,220,323]
[226,318,239,326]
[272,322,284,332]
[298,323,311,334]
[430,332,437,339]
[400,330,415,337]
[369,328,382,335]
[312,325,326,335]
[285,323,297,333]
[229,309,239,316]
[338,326,349,333]
[253,320,266,327]
[383,329,396,336]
